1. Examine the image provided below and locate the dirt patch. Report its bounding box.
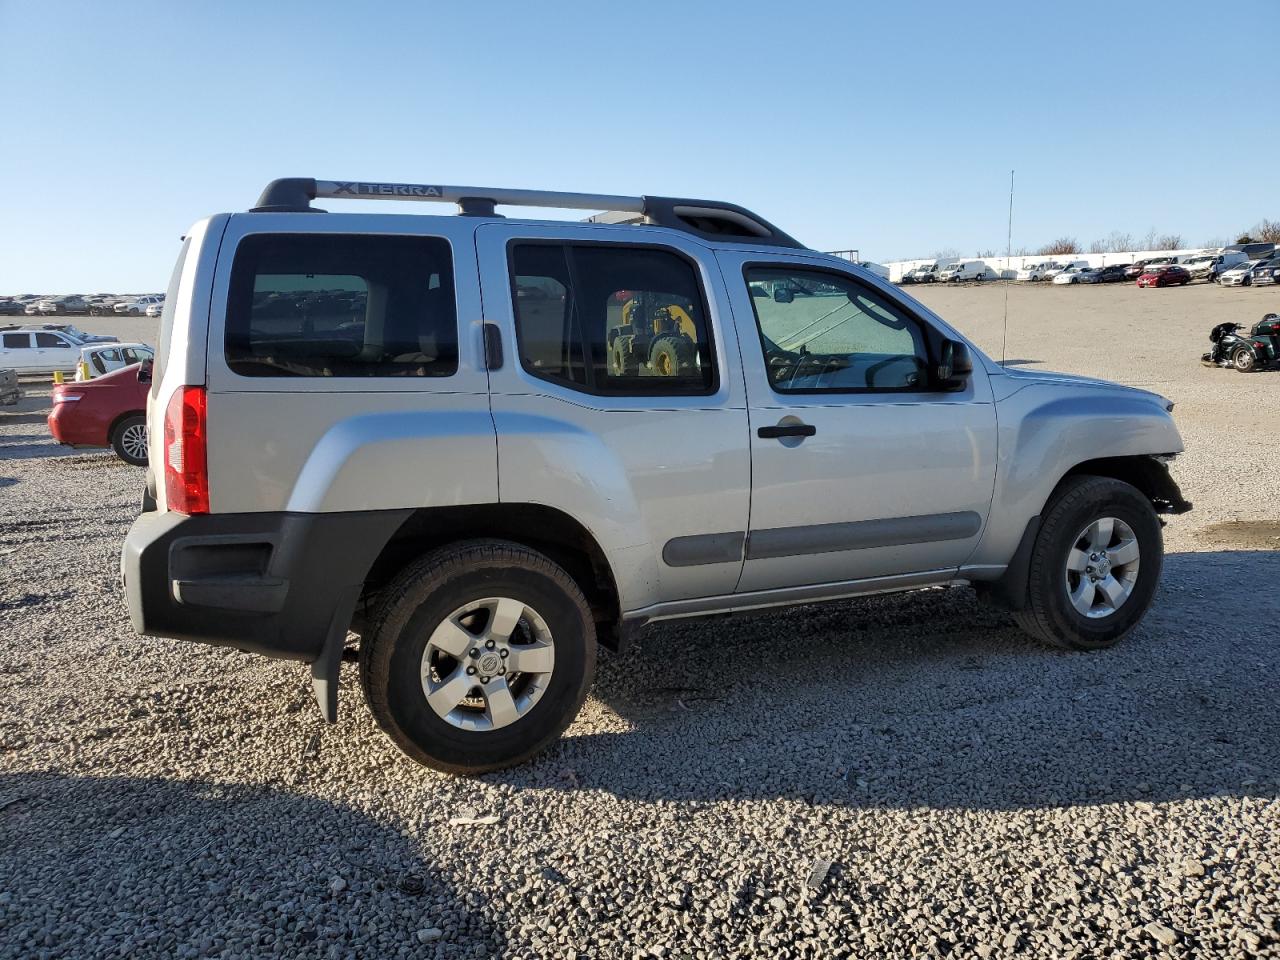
[1197,520,1280,550]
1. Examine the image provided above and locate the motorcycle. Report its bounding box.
[1201,314,1280,373]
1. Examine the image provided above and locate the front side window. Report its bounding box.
[225,233,457,378]
[510,243,714,395]
[745,266,931,393]
[35,333,67,348]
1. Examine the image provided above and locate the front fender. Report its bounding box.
[970,384,1184,568]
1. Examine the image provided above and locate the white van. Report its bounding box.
[938,260,988,282]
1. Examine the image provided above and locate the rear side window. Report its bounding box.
[510,243,714,395]
[225,234,457,378]
[2,333,29,349]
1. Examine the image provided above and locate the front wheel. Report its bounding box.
[360,540,596,774]
[111,414,148,466]
[1012,475,1163,650]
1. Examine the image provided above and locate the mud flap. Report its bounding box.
[310,584,361,724]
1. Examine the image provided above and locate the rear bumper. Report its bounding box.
[121,508,410,662]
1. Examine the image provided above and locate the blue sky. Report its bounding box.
[2,0,1276,292]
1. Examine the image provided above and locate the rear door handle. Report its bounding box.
[757,422,816,439]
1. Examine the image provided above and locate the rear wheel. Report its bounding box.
[1012,476,1162,650]
[360,540,596,774]
[110,415,148,466]
[1233,347,1258,372]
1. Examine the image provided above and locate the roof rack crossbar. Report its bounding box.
[249,178,805,248]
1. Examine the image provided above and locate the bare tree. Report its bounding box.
[1037,237,1081,255]
[976,248,996,258]
[1252,219,1280,243]
[933,247,962,260]
[1154,233,1183,250]
[1013,246,1031,257]
[1142,228,1158,251]
[1108,231,1134,253]
[1088,238,1107,254]
[1202,236,1227,249]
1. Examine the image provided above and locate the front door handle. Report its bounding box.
[757,422,816,439]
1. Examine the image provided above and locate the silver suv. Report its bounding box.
[122,178,1191,773]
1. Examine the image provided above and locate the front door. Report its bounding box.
[718,252,998,593]
[33,332,78,371]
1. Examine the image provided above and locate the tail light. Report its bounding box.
[162,386,208,514]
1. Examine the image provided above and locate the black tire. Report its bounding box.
[1232,347,1258,373]
[1012,475,1163,650]
[649,335,694,377]
[609,340,639,377]
[359,540,596,774]
[110,414,148,466]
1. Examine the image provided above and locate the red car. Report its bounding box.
[47,361,150,465]
[1136,265,1191,288]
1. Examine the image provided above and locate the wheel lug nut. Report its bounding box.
[469,648,479,658]
[466,666,476,675]
[1090,554,1098,561]
[499,649,509,658]
[479,675,489,683]
[485,640,495,650]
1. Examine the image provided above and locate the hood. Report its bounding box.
[991,363,1172,408]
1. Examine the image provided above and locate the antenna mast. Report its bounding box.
[1002,169,1015,364]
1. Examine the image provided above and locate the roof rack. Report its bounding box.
[250,178,805,249]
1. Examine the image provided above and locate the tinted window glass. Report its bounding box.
[35,333,66,348]
[746,267,930,392]
[511,243,714,395]
[226,234,457,378]
[2,333,29,349]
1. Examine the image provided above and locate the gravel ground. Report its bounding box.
[1,283,1278,959]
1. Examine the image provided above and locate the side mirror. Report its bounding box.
[773,286,795,304]
[936,338,973,388]
[137,359,153,384]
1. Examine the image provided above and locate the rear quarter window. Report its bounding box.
[224,233,457,378]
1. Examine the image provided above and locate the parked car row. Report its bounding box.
[897,249,1278,290]
[0,293,165,317]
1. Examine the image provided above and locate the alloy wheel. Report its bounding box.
[1064,516,1140,619]
[420,597,556,732]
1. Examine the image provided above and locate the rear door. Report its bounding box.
[719,250,998,593]
[475,222,751,605]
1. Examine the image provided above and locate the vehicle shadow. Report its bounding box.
[0,771,503,958]
[507,549,1280,811]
